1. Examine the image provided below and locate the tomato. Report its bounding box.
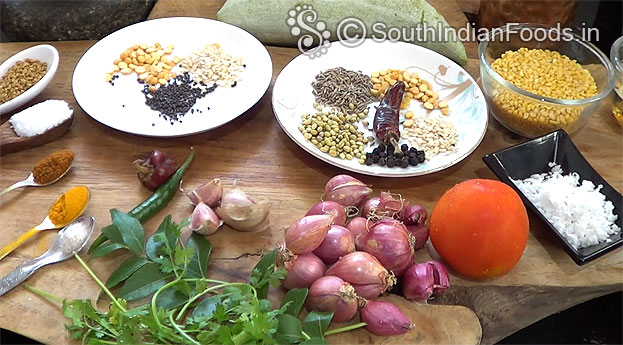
[429,179,529,279]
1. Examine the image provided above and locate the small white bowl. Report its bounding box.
[0,44,59,116]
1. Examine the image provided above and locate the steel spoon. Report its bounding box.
[0,216,94,297]
[0,168,72,198]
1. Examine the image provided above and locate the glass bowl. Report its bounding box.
[479,23,615,138]
[610,36,623,126]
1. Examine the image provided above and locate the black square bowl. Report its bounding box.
[483,130,622,265]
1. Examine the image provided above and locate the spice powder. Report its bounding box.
[32,150,75,184]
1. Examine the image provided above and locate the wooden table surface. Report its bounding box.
[1,1,621,344]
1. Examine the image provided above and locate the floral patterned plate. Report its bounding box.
[272,39,488,177]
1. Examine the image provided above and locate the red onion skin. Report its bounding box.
[401,204,427,226]
[406,225,429,250]
[362,197,381,218]
[313,225,355,265]
[285,214,333,254]
[305,201,347,226]
[352,283,385,299]
[346,217,371,240]
[307,276,358,323]
[324,175,363,195]
[323,175,372,207]
[361,300,413,336]
[325,251,390,286]
[355,219,415,277]
[282,253,327,290]
[378,192,404,216]
[402,261,450,301]
[430,261,451,297]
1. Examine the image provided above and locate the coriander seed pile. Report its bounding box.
[299,106,373,163]
[0,58,47,104]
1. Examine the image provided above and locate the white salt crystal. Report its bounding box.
[512,163,621,249]
[9,99,73,137]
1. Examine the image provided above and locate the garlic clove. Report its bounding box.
[190,202,223,236]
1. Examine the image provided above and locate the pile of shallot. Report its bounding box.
[182,179,271,235]
[278,175,451,336]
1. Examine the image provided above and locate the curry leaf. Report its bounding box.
[145,215,177,262]
[184,233,212,279]
[118,263,170,301]
[105,256,149,289]
[100,224,123,246]
[275,314,303,344]
[154,287,188,310]
[303,311,333,339]
[281,288,308,317]
[91,242,127,258]
[190,295,222,320]
[110,209,145,255]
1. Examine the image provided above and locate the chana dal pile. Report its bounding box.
[491,48,597,136]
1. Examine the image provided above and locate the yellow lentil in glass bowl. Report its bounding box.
[479,23,615,138]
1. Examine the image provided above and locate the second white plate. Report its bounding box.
[272,39,488,177]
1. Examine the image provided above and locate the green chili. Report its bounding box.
[88,148,194,253]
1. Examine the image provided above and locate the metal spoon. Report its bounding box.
[0,168,71,198]
[0,186,90,261]
[0,216,94,297]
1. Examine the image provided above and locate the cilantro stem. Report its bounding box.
[232,331,252,345]
[74,253,126,313]
[323,322,367,336]
[175,282,251,321]
[301,331,311,340]
[23,284,62,305]
[169,309,200,345]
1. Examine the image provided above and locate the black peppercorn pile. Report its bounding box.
[364,143,425,168]
[142,72,216,124]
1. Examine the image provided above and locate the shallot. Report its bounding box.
[305,201,347,226]
[285,214,333,254]
[306,276,358,322]
[323,175,372,207]
[325,251,395,299]
[282,253,326,290]
[402,261,450,302]
[361,300,414,336]
[189,202,222,236]
[406,225,429,250]
[355,219,415,277]
[346,217,372,239]
[182,179,223,207]
[216,187,270,232]
[313,225,355,264]
[362,197,380,218]
[401,204,427,226]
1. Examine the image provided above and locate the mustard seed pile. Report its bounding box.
[490,48,598,136]
[0,59,47,104]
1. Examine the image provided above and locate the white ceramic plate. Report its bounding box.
[272,40,488,177]
[72,17,272,137]
[0,44,59,116]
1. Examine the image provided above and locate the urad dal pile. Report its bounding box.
[513,163,621,249]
